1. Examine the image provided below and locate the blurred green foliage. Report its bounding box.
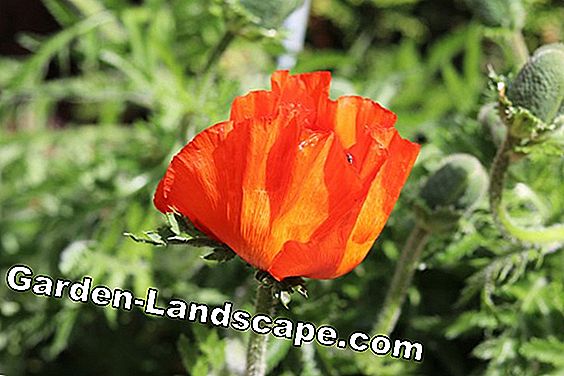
[1,0,563,375]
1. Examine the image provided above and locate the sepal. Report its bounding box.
[254,271,308,309]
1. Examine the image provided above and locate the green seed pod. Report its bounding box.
[464,0,525,30]
[414,154,489,233]
[507,43,564,125]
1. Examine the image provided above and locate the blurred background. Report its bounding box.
[0,0,563,375]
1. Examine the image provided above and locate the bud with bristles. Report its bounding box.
[415,154,489,233]
[507,43,564,126]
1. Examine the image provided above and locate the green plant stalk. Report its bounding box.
[202,30,236,73]
[374,225,430,336]
[489,135,564,243]
[489,134,515,229]
[246,282,275,376]
[508,30,529,68]
[67,0,125,43]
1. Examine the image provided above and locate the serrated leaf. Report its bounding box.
[520,337,564,367]
[177,237,224,248]
[46,308,79,359]
[202,247,236,262]
[123,231,166,246]
[445,311,498,339]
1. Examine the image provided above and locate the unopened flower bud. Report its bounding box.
[415,154,489,233]
[507,43,564,126]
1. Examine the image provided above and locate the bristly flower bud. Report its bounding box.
[415,154,489,233]
[490,43,564,146]
[507,43,564,126]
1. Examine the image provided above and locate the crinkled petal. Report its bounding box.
[334,132,420,278]
[268,128,391,280]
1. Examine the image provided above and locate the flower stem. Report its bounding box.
[202,29,235,73]
[489,135,515,231]
[246,282,275,376]
[489,135,564,243]
[374,225,430,336]
[509,30,529,69]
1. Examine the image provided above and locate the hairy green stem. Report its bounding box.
[246,283,275,376]
[489,136,564,243]
[374,225,430,336]
[202,29,235,73]
[489,135,515,230]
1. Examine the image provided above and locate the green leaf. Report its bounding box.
[6,13,113,90]
[177,334,199,374]
[42,0,80,26]
[520,337,564,367]
[266,339,292,374]
[123,231,166,246]
[202,247,236,262]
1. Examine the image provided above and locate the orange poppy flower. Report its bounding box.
[154,71,420,280]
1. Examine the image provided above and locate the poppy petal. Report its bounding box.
[332,96,397,148]
[153,121,235,239]
[230,90,277,122]
[334,133,420,277]
[267,130,390,280]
